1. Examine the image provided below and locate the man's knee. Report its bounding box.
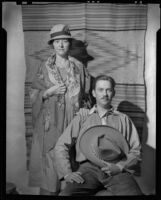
[59,182,78,196]
[107,172,143,195]
[59,190,71,196]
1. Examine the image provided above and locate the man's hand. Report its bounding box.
[64,172,85,184]
[101,162,122,176]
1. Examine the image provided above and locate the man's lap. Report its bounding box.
[59,171,103,196]
[59,162,143,196]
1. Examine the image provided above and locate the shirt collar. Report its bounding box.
[89,105,114,118]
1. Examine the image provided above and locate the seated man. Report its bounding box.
[54,75,143,196]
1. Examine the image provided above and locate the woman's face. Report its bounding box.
[52,39,70,57]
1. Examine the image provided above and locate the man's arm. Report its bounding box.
[101,115,141,176]
[53,115,82,180]
[116,115,141,172]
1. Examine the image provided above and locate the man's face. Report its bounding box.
[52,39,70,57]
[92,80,115,108]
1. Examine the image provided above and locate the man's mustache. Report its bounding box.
[101,96,109,100]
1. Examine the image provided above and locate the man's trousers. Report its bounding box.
[59,161,143,196]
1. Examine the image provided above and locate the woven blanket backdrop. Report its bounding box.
[22,3,147,169]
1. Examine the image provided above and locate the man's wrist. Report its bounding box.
[116,163,124,172]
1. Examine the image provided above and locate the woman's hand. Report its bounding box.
[43,83,67,98]
[53,83,67,95]
[76,108,89,118]
[64,172,84,184]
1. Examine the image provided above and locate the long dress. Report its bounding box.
[28,54,91,192]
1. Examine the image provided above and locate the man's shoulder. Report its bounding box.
[113,109,130,119]
[73,111,98,128]
[77,112,94,124]
[82,111,100,125]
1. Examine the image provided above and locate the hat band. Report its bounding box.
[50,31,71,38]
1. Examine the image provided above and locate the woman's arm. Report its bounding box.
[31,62,49,90]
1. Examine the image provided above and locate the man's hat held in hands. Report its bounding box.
[79,125,129,168]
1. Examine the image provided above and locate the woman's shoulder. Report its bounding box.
[68,56,84,69]
[45,53,56,66]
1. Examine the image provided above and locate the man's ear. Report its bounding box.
[92,90,96,98]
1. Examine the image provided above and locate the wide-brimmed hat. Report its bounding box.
[79,125,129,168]
[48,24,72,45]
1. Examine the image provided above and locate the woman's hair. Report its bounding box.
[49,38,72,49]
[92,74,116,90]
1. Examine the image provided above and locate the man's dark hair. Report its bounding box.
[92,75,116,90]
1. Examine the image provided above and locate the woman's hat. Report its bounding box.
[79,125,129,168]
[48,24,72,45]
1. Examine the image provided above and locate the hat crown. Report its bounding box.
[92,135,125,162]
[50,24,70,35]
[48,24,72,44]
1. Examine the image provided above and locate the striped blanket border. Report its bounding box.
[22,3,147,31]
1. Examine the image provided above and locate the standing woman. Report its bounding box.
[28,24,91,195]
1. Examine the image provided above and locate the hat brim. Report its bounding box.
[79,125,129,168]
[48,35,72,45]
